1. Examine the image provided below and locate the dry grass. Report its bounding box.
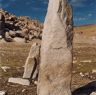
[74,24,96,32]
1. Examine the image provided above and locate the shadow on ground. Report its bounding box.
[72,81,96,95]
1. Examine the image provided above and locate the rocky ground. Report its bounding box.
[0,40,96,95]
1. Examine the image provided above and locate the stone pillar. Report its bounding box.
[23,43,40,80]
[37,0,73,95]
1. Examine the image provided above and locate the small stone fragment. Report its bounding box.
[0,91,6,95]
[1,66,10,72]
[80,72,84,77]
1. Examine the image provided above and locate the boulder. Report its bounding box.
[15,30,25,38]
[5,32,13,42]
[13,37,25,43]
[9,30,16,37]
[1,66,10,72]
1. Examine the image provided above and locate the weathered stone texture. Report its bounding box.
[37,0,73,95]
[23,43,40,79]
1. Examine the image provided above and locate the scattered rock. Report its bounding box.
[80,72,84,77]
[5,32,13,42]
[9,30,16,37]
[0,91,6,95]
[0,9,43,42]
[80,60,92,63]
[92,69,96,73]
[1,66,10,72]
[22,89,26,93]
[8,78,30,86]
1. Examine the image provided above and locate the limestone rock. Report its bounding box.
[9,30,16,37]
[37,0,73,95]
[5,32,13,42]
[0,35,2,39]
[13,37,25,43]
[15,30,25,38]
[8,78,30,86]
[23,43,40,79]
[0,91,6,95]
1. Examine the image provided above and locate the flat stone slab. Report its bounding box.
[8,78,30,86]
[0,91,6,95]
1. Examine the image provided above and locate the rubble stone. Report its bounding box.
[0,91,6,95]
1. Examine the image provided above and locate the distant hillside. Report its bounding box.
[74,24,96,44]
[74,24,96,33]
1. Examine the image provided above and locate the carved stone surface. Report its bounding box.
[23,43,40,79]
[37,0,73,95]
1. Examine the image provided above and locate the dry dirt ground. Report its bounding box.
[0,40,96,95]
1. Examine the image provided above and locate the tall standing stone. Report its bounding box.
[37,0,73,95]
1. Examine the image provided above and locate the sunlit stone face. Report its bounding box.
[37,0,73,95]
